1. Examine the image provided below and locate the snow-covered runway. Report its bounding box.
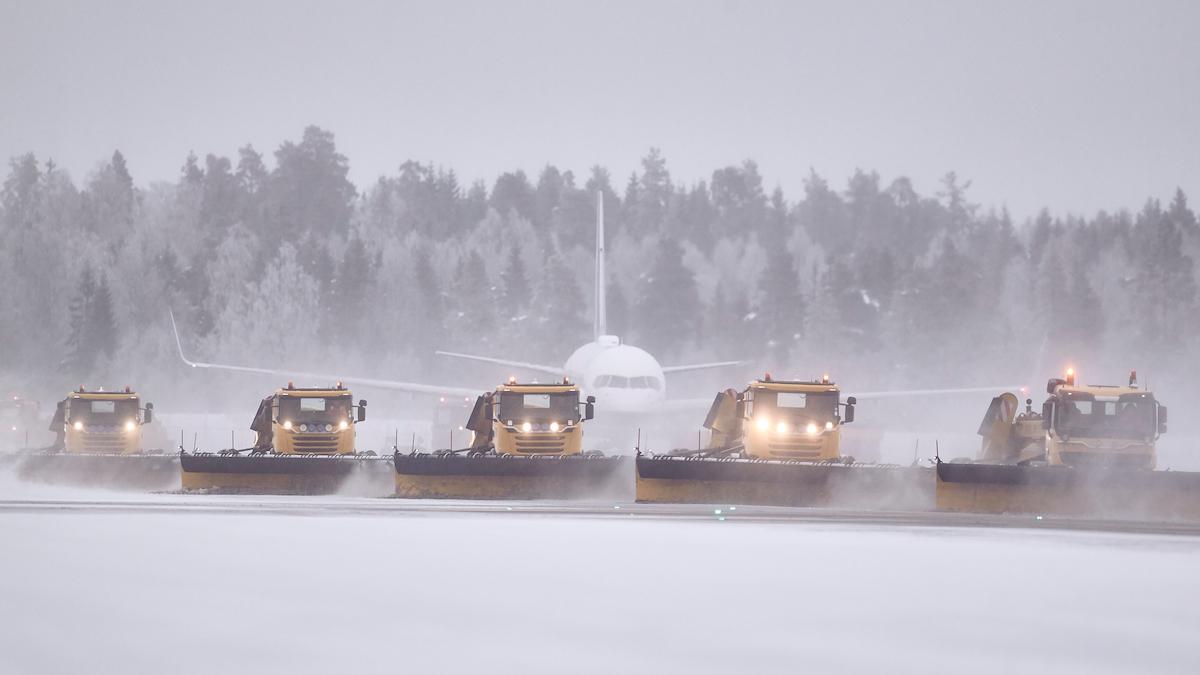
[2,479,1199,674]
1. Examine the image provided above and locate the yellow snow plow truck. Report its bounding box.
[394,378,631,499]
[636,374,930,508]
[937,368,1200,521]
[180,382,389,494]
[14,387,178,490]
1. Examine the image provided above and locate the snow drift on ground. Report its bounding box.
[1,496,1198,675]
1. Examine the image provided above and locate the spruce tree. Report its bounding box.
[329,236,374,345]
[61,265,117,374]
[633,238,699,358]
[90,273,118,362]
[758,248,805,363]
[500,247,530,319]
[531,254,586,358]
[1132,201,1196,353]
[450,250,496,342]
[63,266,97,375]
[606,282,628,338]
[410,245,447,368]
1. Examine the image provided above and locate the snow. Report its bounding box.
[1,476,1198,674]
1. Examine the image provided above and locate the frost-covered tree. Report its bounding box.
[500,246,530,320]
[530,254,587,360]
[268,126,356,240]
[633,238,699,358]
[758,247,804,364]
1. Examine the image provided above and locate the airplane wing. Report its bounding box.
[661,361,742,374]
[435,351,565,376]
[169,310,480,398]
[849,386,1025,400]
[658,385,1022,413]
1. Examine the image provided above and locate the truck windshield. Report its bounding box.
[69,398,139,423]
[753,390,839,422]
[1055,393,1157,440]
[278,396,353,422]
[497,392,580,423]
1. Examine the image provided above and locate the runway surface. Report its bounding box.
[3,469,1200,674]
[3,485,1200,537]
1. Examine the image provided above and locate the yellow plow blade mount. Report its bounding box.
[394,453,634,501]
[179,452,393,495]
[936,461,1200,522]
[636,455,933,510]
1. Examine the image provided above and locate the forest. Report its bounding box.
[2,126,1197,403]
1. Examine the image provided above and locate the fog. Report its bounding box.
[4,2,1200,453]
[4,126,1200,453]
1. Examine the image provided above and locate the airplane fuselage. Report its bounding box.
[565,335,668,415]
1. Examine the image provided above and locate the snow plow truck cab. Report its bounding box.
[394,379,631,500]
[52,387,154,455]
[179,383,389,495]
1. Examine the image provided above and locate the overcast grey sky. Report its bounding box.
[1,0,1197,219]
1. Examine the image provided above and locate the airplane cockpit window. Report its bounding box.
[593,375,661,390]
[629,376,663,390]
[594,375,634,388]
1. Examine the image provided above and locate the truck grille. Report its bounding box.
[766,437,823,459]
[513,434,567,454]
[292,433,340,454]
[1060,451,1151,469]
[77,427,128,453]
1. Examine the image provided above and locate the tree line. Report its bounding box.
[1,126,1197,401]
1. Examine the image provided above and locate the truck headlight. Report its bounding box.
[550,421,560,432]
[124,420,136,432]
[806,422,819,435]
[73,421,84,431]
[775,421,789,434]
[755,417,770,432]
[825,421,834,431]
[339,420,348,430]
[283,420,293,430]
[521,422,532,432]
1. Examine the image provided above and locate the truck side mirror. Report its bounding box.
[1159,404,1168,434]
[143,402,154,424]
[843,403,855,424]
[358,399,367,422]
[1041,400,1054,430]
[584,395,595,421]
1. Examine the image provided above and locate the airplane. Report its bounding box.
[171,191,1019,415]
[171,192,741,414]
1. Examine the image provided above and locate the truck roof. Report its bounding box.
[496,383,578,394]
[68,390,139,400]
[748,380,839,394]
[275,387,353,397]
[1054,383,1150,398]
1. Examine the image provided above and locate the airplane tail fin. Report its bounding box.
[594,190,607,340]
